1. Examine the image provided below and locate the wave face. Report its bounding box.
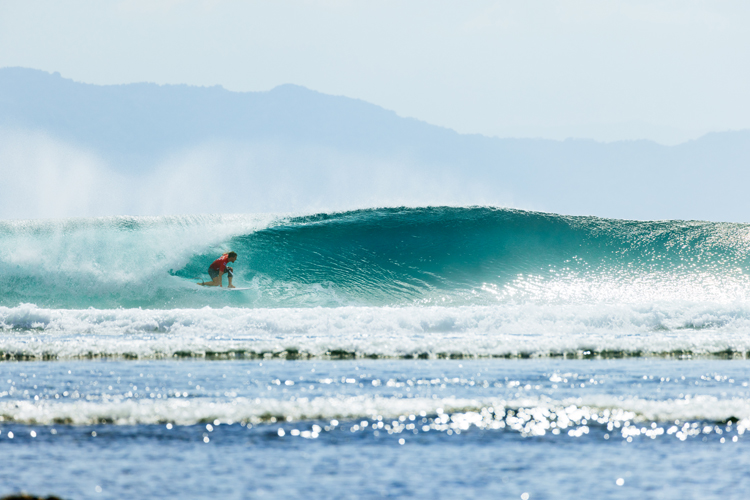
[2,206,750,310]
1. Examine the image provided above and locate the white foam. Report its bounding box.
[1,394,748,429]
[0,213,276,284]
[3,303,750,360]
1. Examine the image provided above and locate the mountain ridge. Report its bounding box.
[1,67,749,221]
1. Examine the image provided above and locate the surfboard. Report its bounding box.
[195,282,250,291]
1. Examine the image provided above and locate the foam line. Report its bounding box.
[2,395,749,430]
[4,304,750,360]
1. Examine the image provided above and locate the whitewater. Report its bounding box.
[4,206,750,499]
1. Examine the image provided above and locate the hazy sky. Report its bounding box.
[2,0,749,144]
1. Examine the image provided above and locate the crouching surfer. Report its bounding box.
[198,251,237,288]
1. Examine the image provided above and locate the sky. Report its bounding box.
[1,0,749,145]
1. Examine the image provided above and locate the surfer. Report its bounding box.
[198,251,237,288]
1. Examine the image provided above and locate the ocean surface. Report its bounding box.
[2,206,750,499]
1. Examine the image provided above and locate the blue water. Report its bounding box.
[3,207,750,498]
[2,359,750,499]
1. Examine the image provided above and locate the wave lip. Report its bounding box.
[4,304,750,361]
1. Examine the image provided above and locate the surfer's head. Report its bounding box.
[227,251,237,262]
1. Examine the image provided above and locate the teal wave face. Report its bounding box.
[177,207,588,302]
[3,207,750,309]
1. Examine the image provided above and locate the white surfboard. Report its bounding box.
[195,282,250,291]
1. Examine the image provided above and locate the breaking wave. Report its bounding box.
[2,206,750,309]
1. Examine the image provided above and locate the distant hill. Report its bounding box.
[1,67,749,221]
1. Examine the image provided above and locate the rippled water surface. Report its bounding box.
[3,359,750,499]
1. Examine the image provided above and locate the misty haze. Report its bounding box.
[2,67,748,221]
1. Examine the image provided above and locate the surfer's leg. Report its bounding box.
[227,268,235,288]
[201,268,222,286]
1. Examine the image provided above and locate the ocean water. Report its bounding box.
[2,206,750,499]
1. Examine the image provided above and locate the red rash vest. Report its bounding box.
[210,254,230,272]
